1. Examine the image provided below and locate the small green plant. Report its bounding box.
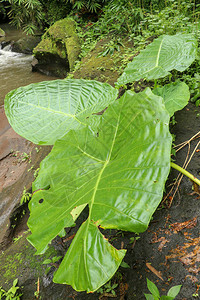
[11,151,31,164]
[145,278,181,300]
[33,168,40,178]
[97,281,118,296]
[34,278,41,300]
[20,187,32,205]
[129,235,140,244]
[0,279,22,300]
[99,38,124,56]
[42,255,63,275]
[120,261,130,268]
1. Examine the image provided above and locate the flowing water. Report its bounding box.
[0,24,58,106]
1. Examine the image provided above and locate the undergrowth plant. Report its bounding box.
[145,278,181,300]
[4,34,199,293]
[0,279,22,300]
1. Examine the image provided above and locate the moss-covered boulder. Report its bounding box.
[12,35,41,54]
[32,18,81,77]
[0,233,72,299]
[0,27,5,37]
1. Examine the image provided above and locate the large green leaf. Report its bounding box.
[153,81,190,117]
[27,88,172,292]
[4,79,118,145]
[117,34,197,86]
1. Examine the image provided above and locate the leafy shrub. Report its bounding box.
[140,0,199,37]
[40,0,72,25]
[4,34,196,293]
[68,0,107,13]
[1,0,44,35]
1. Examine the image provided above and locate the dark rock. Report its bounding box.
[0,40,11,49]
[12,35,41,54]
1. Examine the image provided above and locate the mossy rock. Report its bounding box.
[0,27,5,37]
[0,232,69,299]
[33,18,81,77]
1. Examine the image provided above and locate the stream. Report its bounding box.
[0,23,57,106]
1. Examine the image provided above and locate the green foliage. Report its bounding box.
[69,0,106,13]
[95,1,144,35]
[98,38,124,57]
[0,279,22,300]
[4,33,193,293]
[179,58,200,106]
[42,255,63,274]
[5,85,173,292]
[4,79,118,145]
[153,81,190,117]
[144,278,182,300]
[76,0,144,58]
[0,3,6,19]
[117,34,197,86]
[40,0,71,25]
[140,0,199,37]
[1,0,44,34]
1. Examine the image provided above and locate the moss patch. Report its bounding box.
[47,18,77,40]
[72,36,134,87]
[0,27,5,37]
[0,232,57,290]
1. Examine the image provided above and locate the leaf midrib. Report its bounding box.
[82,114,120,287]
[155,37,164,67]
[17,101,86,125]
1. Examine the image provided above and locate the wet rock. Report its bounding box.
[0,40,11,49]
[0,233,69,300]
[11,35,41,54]
[0,106,51,249]
[0,27,5,37]
[32,18,81,77]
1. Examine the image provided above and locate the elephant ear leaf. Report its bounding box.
[153,81,190,117]
[117,34,197,86]
[27,88,172,292]
[4,79,118,145]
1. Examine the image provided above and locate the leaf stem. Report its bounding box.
[170,162,200,186]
